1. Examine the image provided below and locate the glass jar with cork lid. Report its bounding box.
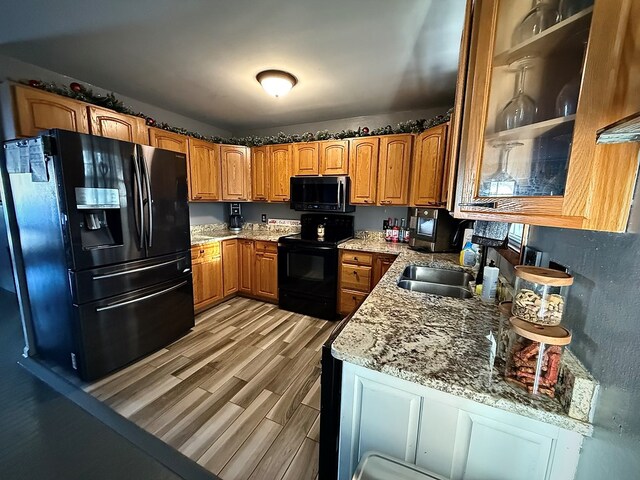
[512,266,573,326]
[505,317,571,398]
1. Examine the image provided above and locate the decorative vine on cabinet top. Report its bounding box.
[220,145,251,201]
[88,106,148,145]
[13,84,89,137]
[453,0,640,232]
[188,138,221,201]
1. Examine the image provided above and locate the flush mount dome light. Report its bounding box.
[256,70,297,98]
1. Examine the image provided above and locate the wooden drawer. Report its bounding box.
[340,264,372,292]
[191,243,221,264]
[339,289,367,316]
[341,250,373,266]
[255,241,278,254]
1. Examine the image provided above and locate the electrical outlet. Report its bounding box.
[261,214,267,223]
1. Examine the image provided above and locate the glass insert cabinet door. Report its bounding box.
[462,0,594,204]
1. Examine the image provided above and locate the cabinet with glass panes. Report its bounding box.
[454,0,640,232]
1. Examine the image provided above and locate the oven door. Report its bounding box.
[278,243,338,297]
[278,243,339,319]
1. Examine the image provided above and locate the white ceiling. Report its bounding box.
[0,0,466,132]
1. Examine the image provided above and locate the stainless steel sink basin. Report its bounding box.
[400,265,473,287]
[397,279,474,299]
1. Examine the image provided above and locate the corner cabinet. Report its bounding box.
[220,145,251,201]
[349,137,380,205]
[13,84,89,137]
[377,134,413,205]
[188,139,221,201]
[338,363,584,480]
[454,0,640,232]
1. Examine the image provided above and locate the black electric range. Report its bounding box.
[277,214,354,320]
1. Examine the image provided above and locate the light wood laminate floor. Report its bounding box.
[84,297,334,480]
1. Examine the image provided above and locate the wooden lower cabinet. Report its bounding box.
[191,243,223,312]
[254,242,278,301]
[338,250,397,316]
[339,363,584,480]
[238,239,255,295]
[222,239,239,296]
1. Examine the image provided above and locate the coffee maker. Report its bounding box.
[229,203,244,233]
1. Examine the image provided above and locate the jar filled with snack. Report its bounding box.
[497,301,512,362]
[505,317,571,398]
[512,266,573,326]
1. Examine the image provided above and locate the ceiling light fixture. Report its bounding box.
[256,70,297,98]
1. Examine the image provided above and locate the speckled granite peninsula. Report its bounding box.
[333,239,595,436]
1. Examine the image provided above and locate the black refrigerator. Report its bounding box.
[4,129,194,381]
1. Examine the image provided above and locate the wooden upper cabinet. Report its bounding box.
[222,239,239,297]
[88,106,147,144]
[148,127,189,154]
[293,142,320,176]
[320,140,349,175]
[251,146,269,201]
[269,144,292,202]
[349,137,380,205]
[220,145,251,201]
[377,134,413,205]
[13,84,89,137]
[455,0,640,232]
[410,124,449,207]
[188,139,221,201]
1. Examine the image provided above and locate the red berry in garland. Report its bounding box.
[69,82,83,93]
[146,117,156,126]
[362,127,369,134]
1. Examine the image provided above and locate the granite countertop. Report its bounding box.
[191,230,294,246]
[331,241,593,436]
[339,238,409,255]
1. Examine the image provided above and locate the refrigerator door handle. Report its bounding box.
[91,256,187,280]
[132,152,145,249]
[95,280,188,312]
[140,150,153,248]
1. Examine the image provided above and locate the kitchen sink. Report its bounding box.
[400,265,473,287]
[397,279,474,299]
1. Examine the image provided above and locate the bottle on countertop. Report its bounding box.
[385,217,393,242]
[481,260,499,302]
[399,218,406,243]
[392,218,400,243]
[404,226,411,243]
[382,219,388,238]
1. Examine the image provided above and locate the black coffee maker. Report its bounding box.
[229,203,244,233]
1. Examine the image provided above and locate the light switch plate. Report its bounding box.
[261,214,267,223]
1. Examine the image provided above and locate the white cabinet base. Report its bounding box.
[338,363,583,480]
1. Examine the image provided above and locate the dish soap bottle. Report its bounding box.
[481,260,499,302]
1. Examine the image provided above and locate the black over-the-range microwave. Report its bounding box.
[290,176,355,213]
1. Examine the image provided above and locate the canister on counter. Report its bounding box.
[505,317,571,398]
[512,266,573,326]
